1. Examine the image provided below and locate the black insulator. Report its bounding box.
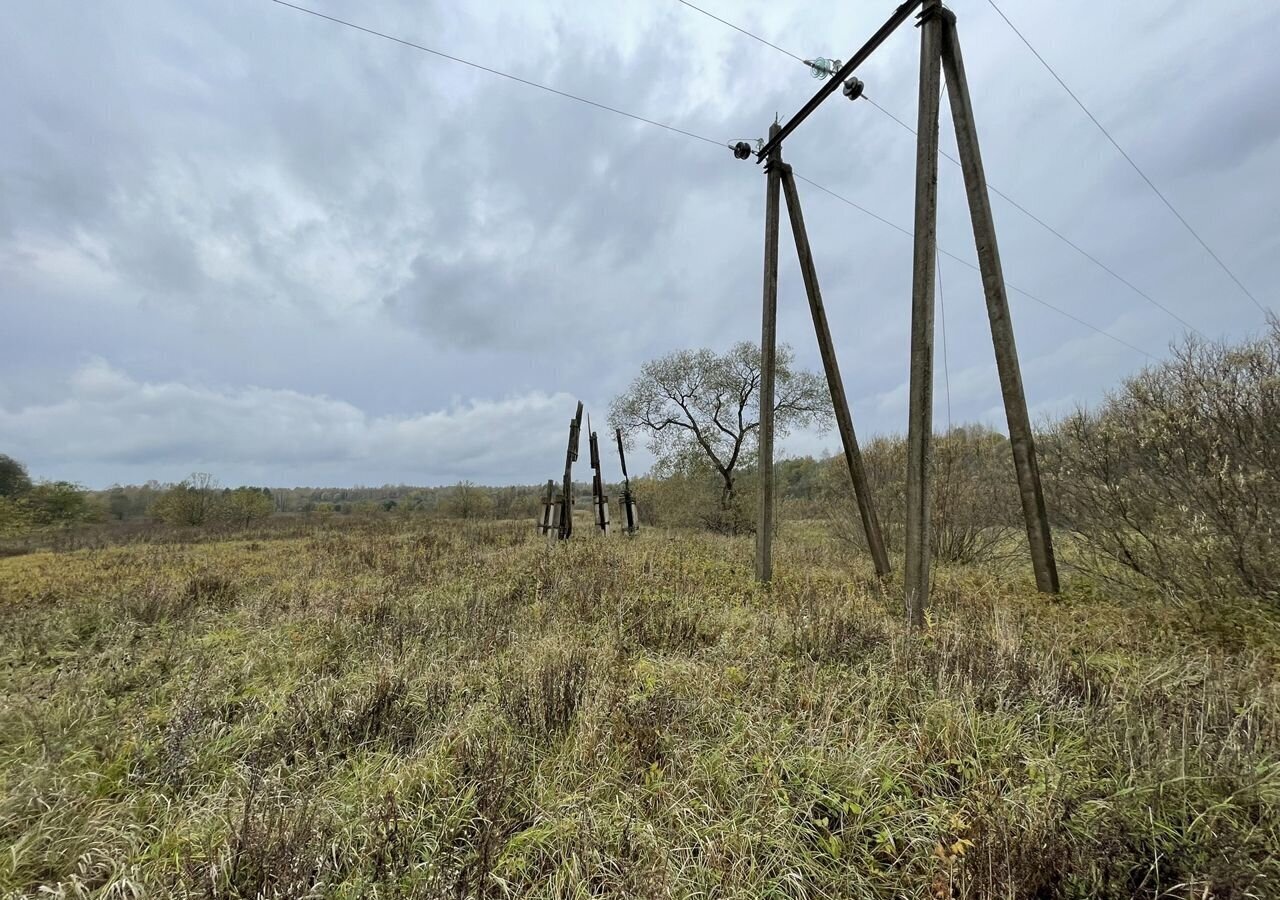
[842,77,865,101]
[732,141,752,160]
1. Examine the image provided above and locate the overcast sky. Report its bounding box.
[2,0,1276,489]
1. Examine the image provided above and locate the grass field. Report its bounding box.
[2,519,1278,898]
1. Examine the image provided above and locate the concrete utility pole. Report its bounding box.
[756,123,783,583]
[939,11,1059,593]
[778,164,891,578]
[904,0,944,628]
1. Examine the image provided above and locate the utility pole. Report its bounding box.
[588,418,610,533]
[615,428,639,534]
[739,0,1060,618]
[939,9,1059,592]
[542,408,640,539]
[539,478,556,536]
[756,123,783,583]
[558,401,583,540]
[749,127,889,582]
[904,0,944,628]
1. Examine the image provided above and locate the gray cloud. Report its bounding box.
[1,0,1276,487]
[1,359,580,488]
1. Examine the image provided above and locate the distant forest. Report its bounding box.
[82,455,832,526]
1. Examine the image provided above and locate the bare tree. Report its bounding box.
[610,342,830,509]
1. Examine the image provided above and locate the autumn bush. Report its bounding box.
[1043,319,1280,605]
[634,448,760,536]
[823,424,1023,567]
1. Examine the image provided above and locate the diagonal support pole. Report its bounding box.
[904,0,944,627]
[756,124,783,583]
[940,11,1060,593]
[778,164,892,578]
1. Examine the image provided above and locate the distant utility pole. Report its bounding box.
[558,402,584,539]
[588,417,610,534]
[740,0,1059,621]
[615,428,639,534]
[540,406,641,540]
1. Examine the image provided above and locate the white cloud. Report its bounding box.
[0,360,581,488]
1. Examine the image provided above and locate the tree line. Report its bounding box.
[0,470,561,535]
[3,318,1276,606]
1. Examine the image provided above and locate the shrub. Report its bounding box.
[0,475,95,534]
[0,496,33,536]
[218,487,274,527]
[1043,319,1280,603]
[636,450,758,535]
[152,474,220,526]
[823,425,1023,565]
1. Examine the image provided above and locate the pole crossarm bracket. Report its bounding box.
[915,3,954,26]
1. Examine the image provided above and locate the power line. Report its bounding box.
[863,98,1206,338]
[794,172,1155,360]
[984,0,1268,316]
[674,0,807,65]
[265,0,724,148]
[674,0,1211,336]
[268,0,1155,361]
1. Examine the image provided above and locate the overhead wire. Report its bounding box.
[865,96,1206,338]
[265,0,724,148]
[793,173,1156,360]
[264,0,1153,361]
[674,0,1210,337]
[674,0,807,65]
[983,0,1268,316]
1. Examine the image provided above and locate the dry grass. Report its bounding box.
[2,518,1278,898]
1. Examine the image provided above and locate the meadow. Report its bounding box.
[2,518,1278,899]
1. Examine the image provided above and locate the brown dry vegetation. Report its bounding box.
[3,518,1278,899]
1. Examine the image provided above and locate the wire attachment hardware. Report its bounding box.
[804,57,843,79]
[915,3,952,26]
